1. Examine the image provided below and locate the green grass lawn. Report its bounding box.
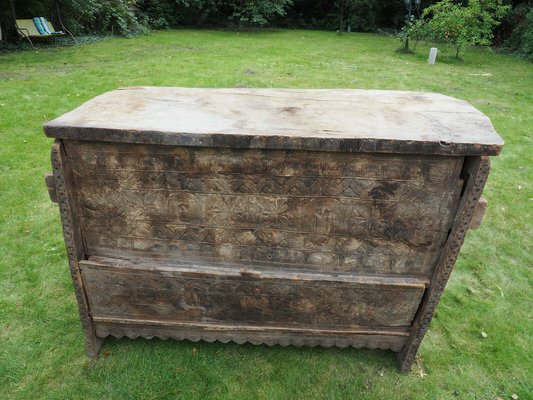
[0,29,531,400]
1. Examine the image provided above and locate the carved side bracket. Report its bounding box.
[50,140,104,357]
[44,172,58,203]
[396,156,490,372]
[470,197,488,229]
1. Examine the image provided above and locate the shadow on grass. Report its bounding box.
[96,336,397,371]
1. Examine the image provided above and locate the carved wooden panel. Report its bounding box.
[66,141,463,277]
[80,257,426,329]
[93,321,410,352]
[45,88,503,371]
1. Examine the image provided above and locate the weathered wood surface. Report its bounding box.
[93,321,409,352]
[66,141,463,278]
[44,88,503,371]
[44,172,57,203]
[470,197,488,229]
[396,156,491,372]
[50,141,103,357]
[80,257,427,328]
[44,87,504,156]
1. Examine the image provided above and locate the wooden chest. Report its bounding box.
[44,87,503,371]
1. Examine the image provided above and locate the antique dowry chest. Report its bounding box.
[44,87,503,371]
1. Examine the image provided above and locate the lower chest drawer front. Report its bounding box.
[80,258,426,348]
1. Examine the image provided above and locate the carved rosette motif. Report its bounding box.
[43,88,503,370]
[68,144,463,278]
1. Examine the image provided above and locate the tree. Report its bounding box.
[408,0,510,58]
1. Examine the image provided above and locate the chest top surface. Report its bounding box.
[44,87,503,156]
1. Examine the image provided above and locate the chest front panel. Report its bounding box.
[65,140,464,279]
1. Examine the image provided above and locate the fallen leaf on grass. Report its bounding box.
[511,394,518,400]
[103,349,111,357]
[481,331,488,339]
[414,356,427,378]
[192,347,197,356]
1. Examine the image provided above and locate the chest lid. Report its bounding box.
[44,87,503,156]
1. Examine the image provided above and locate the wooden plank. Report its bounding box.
[94,321,409,352]
[79,257,427,328]
[67,141,464,278]
[92,316,412,335]
[87,256,431,287]
[44,87,504,156]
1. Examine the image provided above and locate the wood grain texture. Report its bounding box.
[80,257,426,328]
[44,88,502,370]
[396,156,491,372]
[44,87,504,156]
[66,141,463,278]
[50,141,104,357]
[94,321,409,352]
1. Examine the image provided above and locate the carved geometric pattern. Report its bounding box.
[66,142,464,277]
[81,261,426,328]
[83,220,445,275]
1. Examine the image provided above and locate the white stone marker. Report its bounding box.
[428,47,438,65]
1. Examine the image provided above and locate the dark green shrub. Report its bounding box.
[279,0,401,31]
[63,0,147,35]
[228,0,293,27]
[501,2,533,60]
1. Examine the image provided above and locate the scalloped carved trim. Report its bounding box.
[95,322,407,352]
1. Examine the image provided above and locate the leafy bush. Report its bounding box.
[135,0,292,29]
[228,0,293,27]
[406,0,510,58]
[63,0,147,36]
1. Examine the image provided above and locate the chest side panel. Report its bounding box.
[65,140,463,278]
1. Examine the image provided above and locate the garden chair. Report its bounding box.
[15,18,69,48]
